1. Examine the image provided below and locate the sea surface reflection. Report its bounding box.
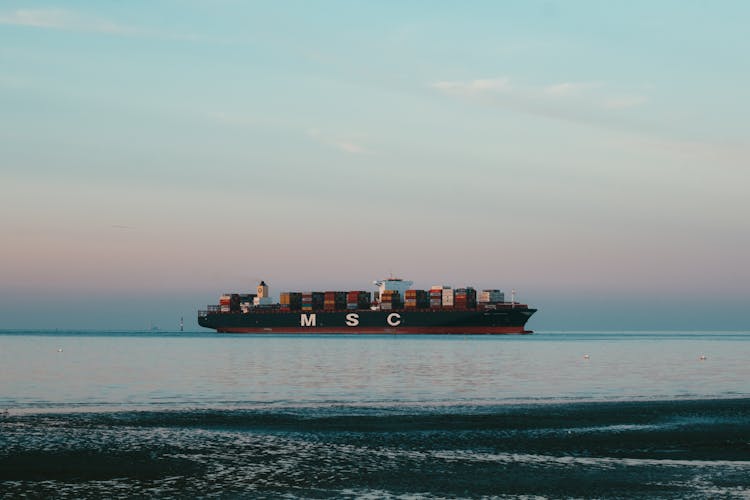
[1,331,748,411]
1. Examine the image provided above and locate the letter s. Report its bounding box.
[346,313,359,327]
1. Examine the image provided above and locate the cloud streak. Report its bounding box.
[602,96,648,110]
[0,8,134,35]
[432,77,511,94]
[542,82,601,97]
[431,76,649,133]
[432,76,646,112]
[306,129,371,155]
[0,8,208,42]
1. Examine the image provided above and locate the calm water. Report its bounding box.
[2,330,750,498]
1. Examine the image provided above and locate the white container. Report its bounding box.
[442,288,454,305]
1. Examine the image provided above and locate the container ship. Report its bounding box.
[198,278,536,334]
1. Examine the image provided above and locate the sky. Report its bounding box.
[1,1,749,330]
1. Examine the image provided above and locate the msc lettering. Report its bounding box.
[300,313,402,327]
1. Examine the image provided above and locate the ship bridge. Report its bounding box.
[373,278,413,302]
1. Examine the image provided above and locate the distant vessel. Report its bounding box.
[198,278,536,334]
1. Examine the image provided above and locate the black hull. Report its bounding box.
[198,308,536,334]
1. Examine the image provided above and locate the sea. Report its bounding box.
[1,330,749,499]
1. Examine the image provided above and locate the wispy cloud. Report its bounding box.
[542,81,601,97]
[0,8,134,35]
[602,95,648,110]
[431,76,649,130]
[306,129,371,155]
[333,140,368,154]
[432,77,511,95]
[0,8,208,42]
[432,76,644,111]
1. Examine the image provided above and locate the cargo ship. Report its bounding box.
[198,278,536,334]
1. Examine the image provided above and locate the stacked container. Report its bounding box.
[280,292,303,311]
[324,291,347,311]
[405,290,429,309]
[380,290,401,310]
[454,287,477,309]
[280,292,290,311]
[404,289,418,309]
[230,294,241,312]
[302,292,324,311]
[289,292,302,311]
[301,292,313,311]
[442,287,454,308]
[219,294,231,313]
[347,291,370,310]
[429,286,443,308]
[479,289,505,303]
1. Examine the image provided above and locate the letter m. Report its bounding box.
[300,313,316,327]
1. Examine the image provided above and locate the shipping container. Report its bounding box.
[301,292,324,310]
[403,289,429,308]
[380,290,402,309]
[479,289,505,303]
[323,291,346,311]
[345,291,370,310]
[442,288,454,306]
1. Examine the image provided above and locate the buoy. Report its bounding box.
[583,354,590,359]
[699,355,707,361]
[57,348,63,353]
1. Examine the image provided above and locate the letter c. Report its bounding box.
[387,313,401,327]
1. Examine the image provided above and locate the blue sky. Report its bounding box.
[1,1,749,330]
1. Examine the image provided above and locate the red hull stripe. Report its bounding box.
[215,326,532,334]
